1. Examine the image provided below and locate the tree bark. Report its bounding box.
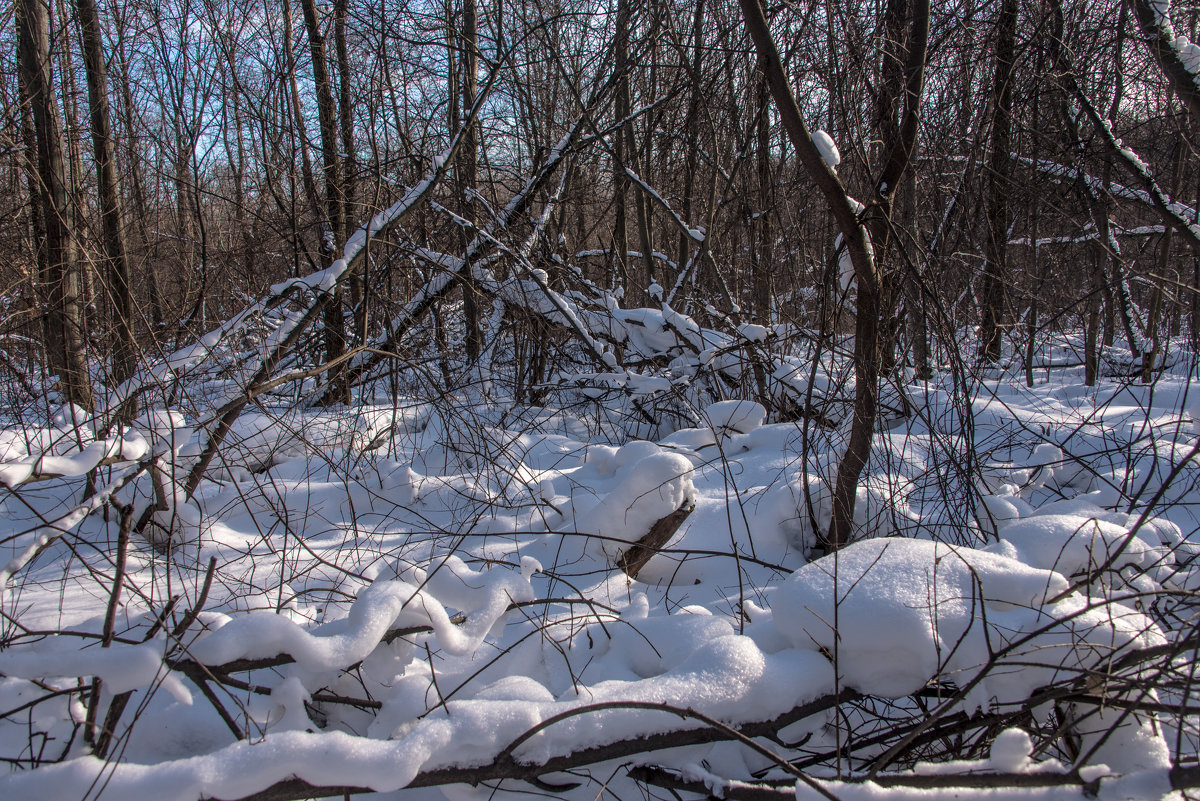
[677,0,707,289]
[112,5,165,334]
[457,0,483,362]
[612,0,632,293]
[753,49,773,320]
[333,0,365,343]
[300,0,349,403]
[74,0,137,391]
[740,0,928,549]
[18,0,93,410]
[978,0,1018,364]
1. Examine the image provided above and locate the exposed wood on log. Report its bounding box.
[617,502,694,579]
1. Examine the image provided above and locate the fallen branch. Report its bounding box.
[627,762,1200,797]
[220,692,860,801]
[617,502,694,579]
[0,452,158,587]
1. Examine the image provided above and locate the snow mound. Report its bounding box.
[572,443,694,559]
[773,537,1167,772]
[704,400,766,436]
[998,512,1161,579]
[0,638,191,704]
[773,538,1068,697]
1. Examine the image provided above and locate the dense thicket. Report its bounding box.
[1,0,1195,400]
[3,1,1200,799]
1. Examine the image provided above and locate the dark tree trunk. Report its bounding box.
[678,0,706,290]
[112,7,165,334]
[978,0,1018,364]
[612,0,631,293]
[334,0,365,344]
[458,0,483,362]
[74,0,137,391]
[753,55,773,320]
[300,0,349,403]
[18,0,93,410]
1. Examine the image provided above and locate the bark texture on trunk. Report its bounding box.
[18,0,93,409]
[75,0,137,390]
[978,0,1018,364]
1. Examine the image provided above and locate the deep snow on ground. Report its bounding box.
[0,337,1198,800]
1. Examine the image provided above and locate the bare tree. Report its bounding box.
[300,0,349,403]
[741,0,928,549]
[977,0,1019,364]
[73,0,137,392]
[17,0,93,409]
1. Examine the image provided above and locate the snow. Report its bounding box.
[188,561,537,669]
[997,511,1163,579]
[910,728,1069,776]
[1020,153,1200,244]
[0,639,191,704]
[773,538,1071,698]
[813,129,841,168]
[838,240,856,292]
[704,400,766,435]
[567,442,694,559]
[11,8,1200,795]
[2,333,1198,801]
[738,323,769,342]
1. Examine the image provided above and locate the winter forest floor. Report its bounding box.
[2,331,1200,801]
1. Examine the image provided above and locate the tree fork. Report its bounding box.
[740,0,926,549]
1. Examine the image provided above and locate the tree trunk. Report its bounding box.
[1024,211,1042,389]
[112,6,165,334]
[978,0,1018,364]
[612,0,632,294]
[1085,258,1101,387]
[16,55,48,347]
[74,0,137,391]
[903,145,930,380]
[1144,130,1185,380]
[18,0,93,410]
[753,55,773,320]
[677,0,706,289]
[740,0,928,549]
[457,0,483,362]
[300,0,349,403]
[334,0,365,344]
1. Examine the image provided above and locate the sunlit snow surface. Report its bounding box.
[1,352,1198,799]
